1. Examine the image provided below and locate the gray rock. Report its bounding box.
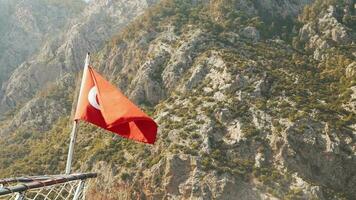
[298,4,352,57]
[162,29,207,89]
[215,108,232,124]
[230,74,247,92]
[214,176,261,200]
[331,27,350,43]
[346,62,356,78]
[129,47,170,104]
[240,26,260,42]
[184,63,209,91]
[163,155,191,195]
[283,119,356,199]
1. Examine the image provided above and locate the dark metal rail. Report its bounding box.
[0,172,97,196]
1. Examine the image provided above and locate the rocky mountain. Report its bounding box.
[0,0,158,119]
[0,0,85,87]
[0,0,355,200]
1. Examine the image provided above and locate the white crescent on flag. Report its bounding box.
[88,86,100,110]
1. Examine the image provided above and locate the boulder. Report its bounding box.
[240,26,260,42]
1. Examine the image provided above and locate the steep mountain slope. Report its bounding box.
[0,0,158,175]
[0,0,158,119]
[0,0,85,86]
[0,0,355,199]
[84,1,355,199]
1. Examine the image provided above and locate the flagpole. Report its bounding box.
[65,53,91,175]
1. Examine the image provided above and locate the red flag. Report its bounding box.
[74,66,157,144]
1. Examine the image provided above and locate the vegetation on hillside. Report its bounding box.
[0,0,354,199]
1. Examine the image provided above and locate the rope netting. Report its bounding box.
[0,173,96,200]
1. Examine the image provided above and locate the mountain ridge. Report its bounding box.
[0,0,355,199]
[0,0,85,87]
[0,0,159,119]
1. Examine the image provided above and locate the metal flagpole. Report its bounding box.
[65,53,91,175]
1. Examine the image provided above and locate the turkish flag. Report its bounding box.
[74,66,157,144]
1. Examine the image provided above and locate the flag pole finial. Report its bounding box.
[85,52,91,68]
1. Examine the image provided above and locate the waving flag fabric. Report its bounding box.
[74,66,157,144]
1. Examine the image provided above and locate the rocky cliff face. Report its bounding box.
[86,1,355,199]
[0,0,85,87]
[0,0,355,200]
[0,0,158,119]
